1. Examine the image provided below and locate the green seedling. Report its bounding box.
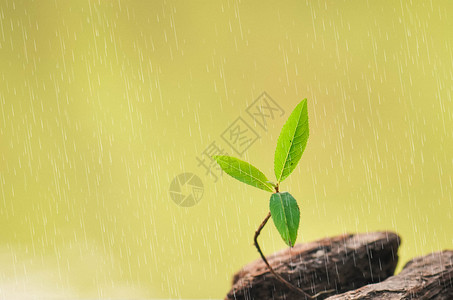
[214,99,332,298]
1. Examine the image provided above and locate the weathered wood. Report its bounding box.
[327,250,453,300]
[227,232,401,300]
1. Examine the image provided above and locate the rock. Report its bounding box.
[226,231,401,300]
[327,250,453,300]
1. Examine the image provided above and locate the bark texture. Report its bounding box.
[327,250,453,300]
[227,232,401,300]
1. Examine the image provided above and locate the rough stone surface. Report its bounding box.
[226,231,401,300]
[327,250,453,300]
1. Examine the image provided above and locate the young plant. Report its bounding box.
[214,99,331,298]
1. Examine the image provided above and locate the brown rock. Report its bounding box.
[327,250,453,300]
[226,231,401,300]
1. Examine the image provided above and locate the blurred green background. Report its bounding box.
[0,0,452,298]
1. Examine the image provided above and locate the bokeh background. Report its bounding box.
[1,0,452,299]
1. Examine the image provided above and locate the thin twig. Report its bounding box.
[254,211,335,299]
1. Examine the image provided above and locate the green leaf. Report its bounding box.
[213,155,274,192]
[269,192,300,247]
[274,99,309,182]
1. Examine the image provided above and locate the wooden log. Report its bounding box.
[226,231,401,300]
[327,250,453,300]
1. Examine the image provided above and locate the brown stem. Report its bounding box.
[254,212,334,299]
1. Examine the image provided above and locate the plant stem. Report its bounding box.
[254,212,334,299]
